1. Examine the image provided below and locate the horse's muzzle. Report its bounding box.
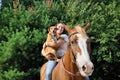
[82,62,94,76]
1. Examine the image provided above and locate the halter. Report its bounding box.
[68,32,78,39]
[62,58,80,76]
[69,32,79,63]
[62,32,80,76]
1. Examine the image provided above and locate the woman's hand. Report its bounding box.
[43,42,47,49]
[45,42,49,47]
[43,42,50,48]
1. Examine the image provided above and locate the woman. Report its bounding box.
[43,23,68,80]
[43,23,90,80]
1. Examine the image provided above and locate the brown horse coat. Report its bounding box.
[40,23,94,80]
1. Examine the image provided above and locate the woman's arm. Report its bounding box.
[45,37,65,49]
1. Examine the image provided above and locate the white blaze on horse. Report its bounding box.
[40,23,94,80]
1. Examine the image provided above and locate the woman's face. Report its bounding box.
[56,23,64,35]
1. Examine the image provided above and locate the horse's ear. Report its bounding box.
[64,25,72,33]
[84,23,90,32]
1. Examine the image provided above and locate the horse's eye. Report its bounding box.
[71,40,77,44]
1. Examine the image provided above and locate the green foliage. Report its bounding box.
[0,0,120,80]
[2,68,25,80]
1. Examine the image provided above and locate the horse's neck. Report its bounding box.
[62,47,86,80]
[63,48,78,73]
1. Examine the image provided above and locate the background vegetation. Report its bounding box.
[0,0,120,80]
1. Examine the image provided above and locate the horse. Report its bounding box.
[40,23,94,80]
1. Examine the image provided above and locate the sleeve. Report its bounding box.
[60,34,69,42]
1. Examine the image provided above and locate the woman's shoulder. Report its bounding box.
[60,34,68,38]
[60,34,68,42]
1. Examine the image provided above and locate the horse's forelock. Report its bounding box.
[74,26,87,38]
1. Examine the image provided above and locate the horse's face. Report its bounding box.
[66,23,94,77]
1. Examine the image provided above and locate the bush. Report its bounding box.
[0,0,119,80]
[2,68,25,80]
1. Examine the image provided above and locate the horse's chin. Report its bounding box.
[80,70,93,77]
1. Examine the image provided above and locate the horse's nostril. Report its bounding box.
[92,66,94,70]
[82,65,86,71]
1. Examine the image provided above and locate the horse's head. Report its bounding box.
[65,23,94,77]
